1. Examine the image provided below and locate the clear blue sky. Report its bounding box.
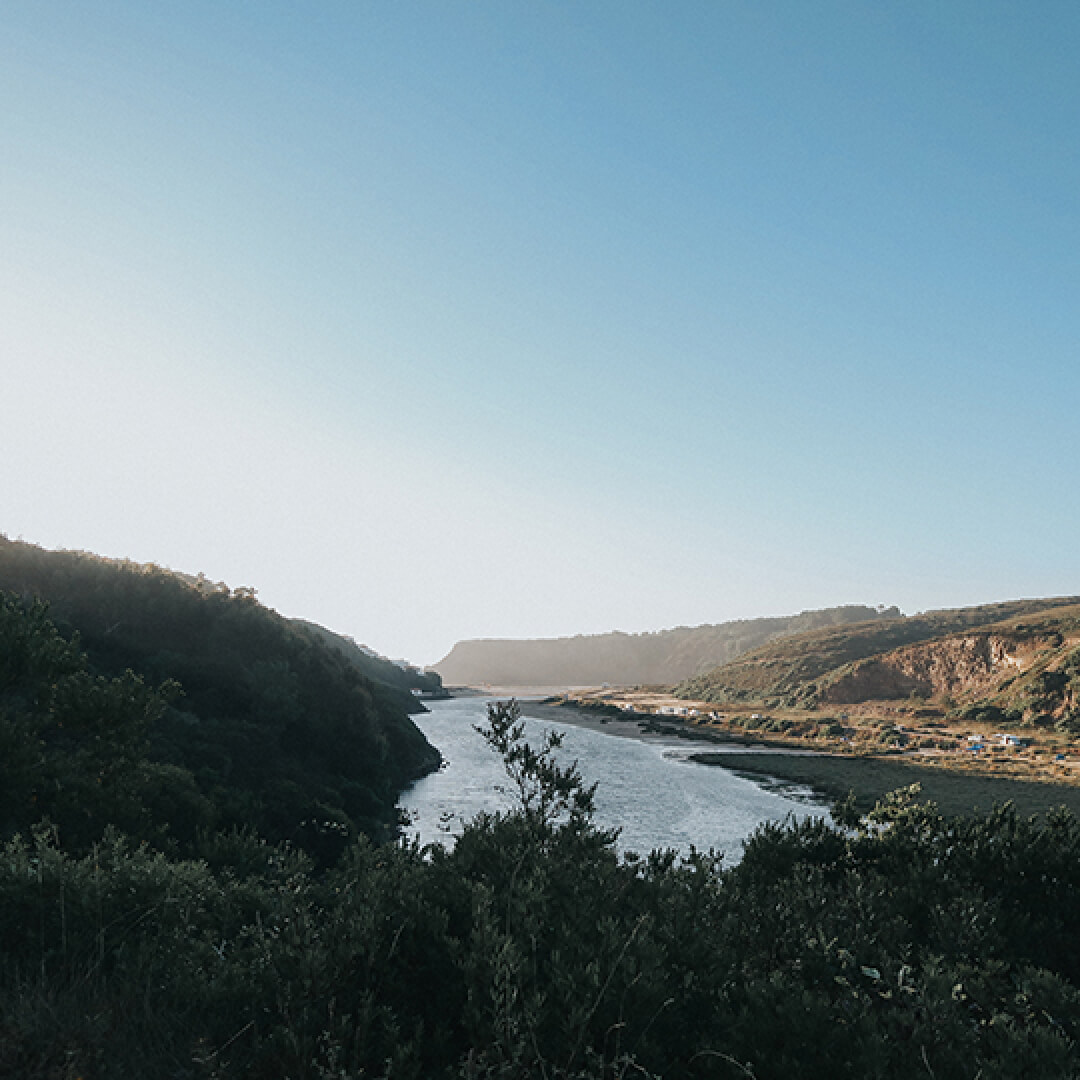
[2,1,1078,664]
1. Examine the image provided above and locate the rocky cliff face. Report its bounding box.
[821,632,1050,704]
[677,597,1080,710]
[816,613,1080,729]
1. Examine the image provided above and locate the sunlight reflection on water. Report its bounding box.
[399,697,829,862]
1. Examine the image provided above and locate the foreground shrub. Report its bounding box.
[0,703,1078,1078]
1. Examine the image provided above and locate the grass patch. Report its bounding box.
[690,751,1080,818]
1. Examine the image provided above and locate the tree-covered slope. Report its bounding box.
[434,604,899,687]
[678,596,1080,708]
[0,537,440,851]
[292,617,444,697]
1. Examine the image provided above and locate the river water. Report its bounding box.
[399,697,829,862]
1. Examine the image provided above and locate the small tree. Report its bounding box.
[476,700,599,832]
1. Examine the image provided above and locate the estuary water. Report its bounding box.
[399,696,829,861]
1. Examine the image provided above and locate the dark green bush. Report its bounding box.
[2,696,1079,1078]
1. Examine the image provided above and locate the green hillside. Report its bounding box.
[0,536,440,854]
[677,596,1080,707]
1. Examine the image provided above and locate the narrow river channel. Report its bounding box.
[399,696,829,862]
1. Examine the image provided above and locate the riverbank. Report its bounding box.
[519,689,1080,819]
[691,750,1080,819]
[518,699,686,741]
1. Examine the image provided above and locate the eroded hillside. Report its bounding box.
[677,597,1080,712]
[817,606,1080,728]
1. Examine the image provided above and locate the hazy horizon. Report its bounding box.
[4,3,1079,665]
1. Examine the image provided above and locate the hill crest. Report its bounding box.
[433,605,900,687]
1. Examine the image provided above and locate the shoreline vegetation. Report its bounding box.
[506,688,1080,819]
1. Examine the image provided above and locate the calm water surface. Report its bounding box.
[400,697,828,861]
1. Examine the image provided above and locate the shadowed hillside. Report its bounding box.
[434,605,900,687]
[0,536,440,851]
[292,618,444,698]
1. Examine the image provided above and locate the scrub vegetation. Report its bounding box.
[2,595,1079,1080]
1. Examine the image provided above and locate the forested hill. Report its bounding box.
[291,617,443,698]
[0,536,440,854]
[433,604,901,687]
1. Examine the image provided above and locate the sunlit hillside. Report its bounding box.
[434,605,899,687]
[677,596,1080,711]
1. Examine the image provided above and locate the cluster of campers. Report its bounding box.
[966,732,1030,753]
[601,701,1070,765]
[620,704,727,723]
